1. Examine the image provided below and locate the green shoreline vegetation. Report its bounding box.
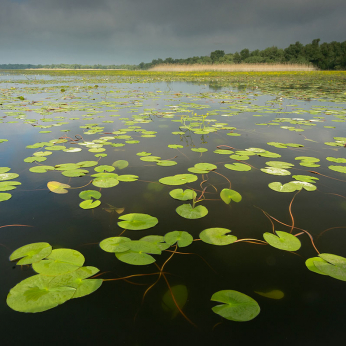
[1,39,345,71]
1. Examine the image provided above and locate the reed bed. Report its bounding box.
[150,63,317,72]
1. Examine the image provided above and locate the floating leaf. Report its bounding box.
[220,189,242,204]
[168,145,183,149]
[61,169,89,177]
[169,189,197,201]
[159,174,198,186]
[140,235,170,251]
[200,228,237,245]
[50,266,102,299]
[32,249,85,276]
[79,190,101,200]
[94,165,115,173]
[0,173,19,181]
[211,290,260,322]
[328,165,346,174]
[0,181,21,191]
[77,161,98,168]
[225,163,251,171]
[92,177,119,188]
[313,253,346,281]
[191,148,208,153]
[117,174,139,182]
[0,193,12,202]
[100,237,132,253]
[47,181,71,194]
[7,274,76,313]
[265,161,294,169]
[176,204,208,219]
[164,231,193,247]
[117,213,158,230]
[29,166,55,173]
[326,157,346,163]
[268,182,297,193]
[292,175,319,183]
[261,167,291,176]
[10,242,52,265]
[157,160,177,166]
[263,231,301,251]
[305,257,328,275]
[79,200,101,209]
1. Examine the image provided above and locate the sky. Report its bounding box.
[1,0,345,65]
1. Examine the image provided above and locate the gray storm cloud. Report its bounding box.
[1,0,345,64]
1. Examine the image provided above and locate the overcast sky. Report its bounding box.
[1,0,345,65]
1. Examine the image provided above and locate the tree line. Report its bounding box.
[1,39,345,70]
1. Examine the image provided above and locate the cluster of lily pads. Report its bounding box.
[7,242,102,313]
[0,167,20,202]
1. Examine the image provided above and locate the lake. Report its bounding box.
[1,70,346,345]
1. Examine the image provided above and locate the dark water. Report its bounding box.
[1,74,346,345]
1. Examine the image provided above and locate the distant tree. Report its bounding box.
[210,50,225,63]
[233,52,241,63]
[240,48,250,61]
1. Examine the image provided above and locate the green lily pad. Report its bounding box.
[140,156,161,162]
[0,193,12,202]
[100,237,132,253]
[47,181,70,194]
[168,145,183,149]
[200,228,237,245]
[211,290,260,322]
[169,189,197,201]
[10,242,52,265]
[164,231,193,247]
[32,249,85,276]
[328,165,346,174]
[191,148,208,153]
[77,161,98,168]
[0,167,10,174]
[79,200,101,209]
[292,175,319,183]
[220,189,242,204]
[55,163,80,171]
[117,175,139,182]
[136,152,151,156]
[0,181,21,191]
[313,253,346,281]
[214,149,234,155]
[157,160,177,167]
[61,169,89,177]
[140,235,170,251]
[305,257,328,275]
[268,182,298,193]
[92,177,119,188]
[29,166,55,173]
[94,165,115,173]
[176,204,208,219]
[117,213,158,230]
[49,266,102,299]
[79,190,101,200]
[326,157,346,163]
[0,173,19,181]
[7,274,76,313]
[224,163,251,171]
[263,231,301,251]
[159,174,198,186]
[261,167,291,176]
[265,161,294,169]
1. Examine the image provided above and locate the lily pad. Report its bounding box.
[10,242,52,265]
[117,213,158,230]
[164,231,193,247]
[79,190,101,200]
[92,177,119,188]
[225,163,251,171]
[7,274,76,313]
[159,174,198,186]
[176,204,208,219]
[200,228,237,245]
[47,181,71,194]
[100,237,132,253]
[0,181,21,191]
[29,166,55,173]
[305,257,328,275]
[61,169,89,177]
[261,167,291,176]
[263,231,301,251]
[292,175,319,183]
[169,188,197,201]
[313,253,346,281]
[328,165,346,174]
[32,249,85,276]
[140,235,170,251]
[211,290,260,322]
[0,173,19,181]
[220,189,242,204]
[0,193,12,202]
[79,200,101,209]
